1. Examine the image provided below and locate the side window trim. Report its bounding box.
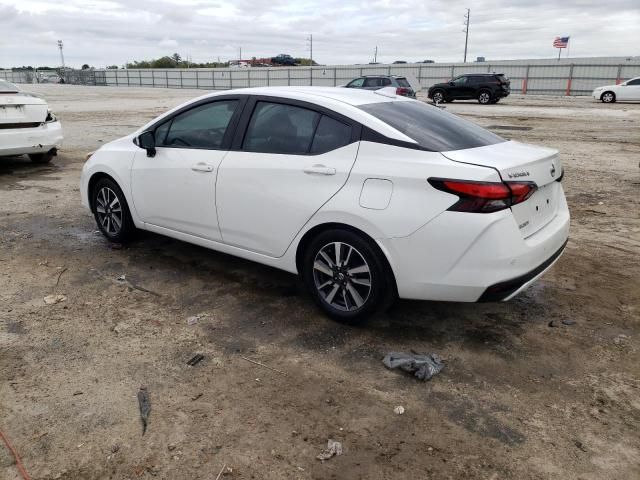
[150,95,248,151]
[231,95,362,155]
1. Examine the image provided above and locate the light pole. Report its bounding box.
[374,46,378,63]
[463,9,470,63]
[57,40,65,69]
[307,34,313,85]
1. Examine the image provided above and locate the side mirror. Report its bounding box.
[138,131,156,157]
[449,81,455,86]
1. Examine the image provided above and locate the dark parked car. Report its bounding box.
[344,75,416,98]
[428,73,510,104]
[271,54,296,66]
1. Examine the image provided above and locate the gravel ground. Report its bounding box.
[1,85,639,480]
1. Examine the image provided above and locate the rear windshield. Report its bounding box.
[396,77,411,88]
[0,79,19,93]
[358,101,505,152]
[496,74,509,83]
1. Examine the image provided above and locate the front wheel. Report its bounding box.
[302,229,391,323]
[601,91,615,103]
[478,91,492,104]
[431,90,446,104]
[92,178,135,243]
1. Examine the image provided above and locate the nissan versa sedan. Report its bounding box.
[81,86,569,321]
[0,79,63,163]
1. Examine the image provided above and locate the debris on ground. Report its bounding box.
[187,316,200,326]
[562,319,577,326]
[316,439,343,461]
[394,406,405,415]
[187,354,205,366]
[382,352,444,381]
[137,386,151,435]
[548,320,559,327]
[613,334,630,345]
[44,294,67,305]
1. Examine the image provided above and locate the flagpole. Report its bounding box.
[557,48,560,61]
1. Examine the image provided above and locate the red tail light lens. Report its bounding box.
[428,178,537,213]
[396,87,410,96]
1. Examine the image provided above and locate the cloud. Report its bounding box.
[0,0,638,68]
[159,38,179,48]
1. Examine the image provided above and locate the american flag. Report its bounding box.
[553,36,570,48]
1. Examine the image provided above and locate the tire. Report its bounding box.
[478,90,492,104]
[91,178,135,243]
[302,229,391,323]
[601,91,615,103]
[431,90,446,104]
[28,152,54,164]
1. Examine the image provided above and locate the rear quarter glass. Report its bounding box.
[396,78,411,88]
[358,101,505,152]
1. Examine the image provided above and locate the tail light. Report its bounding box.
[428,178,537,213]
[396,87,411,96]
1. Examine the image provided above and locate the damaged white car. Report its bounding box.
[0,79,63,163]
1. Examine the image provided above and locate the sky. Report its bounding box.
[0,0,639,68]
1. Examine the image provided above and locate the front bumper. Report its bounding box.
[378,186,570,302]
[0,121,63,156]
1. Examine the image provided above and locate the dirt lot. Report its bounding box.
[1,85,639,480]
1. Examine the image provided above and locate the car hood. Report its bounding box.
[429,82,449,89]
[593,84,616,90]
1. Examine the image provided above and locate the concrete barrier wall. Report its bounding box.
[3,56,640,96]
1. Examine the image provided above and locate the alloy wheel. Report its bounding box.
[313,242,372,312]
[433,91,444,103]
[479,92,491,104]
[95,187,123,236]
[602,92,614,103]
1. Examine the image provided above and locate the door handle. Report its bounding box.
[191,163,214,173]
[304,164,336,176]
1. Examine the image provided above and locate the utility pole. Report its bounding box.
[239,47,242,61]
[463,8,470,63]
[306,34,313,65]
[57,40,65,69]
[374,46,378,63]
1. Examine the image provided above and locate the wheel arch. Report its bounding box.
[87,172,120,213]
[295,222,398,297]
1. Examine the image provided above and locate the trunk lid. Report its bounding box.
[0,93,48,126]
[442,141,563,238]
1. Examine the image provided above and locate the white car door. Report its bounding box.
[621,78,640,100]
[216,98,359,257]
[131,98,243,241]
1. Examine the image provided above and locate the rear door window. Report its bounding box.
[310,116,352,154]
[243,101,320,154]
[162,100,238,149]
[359,100,505,152]
[381,78,392,86]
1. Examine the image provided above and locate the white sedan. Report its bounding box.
[0,79,63,163]
[81,86,570,321]
[592,76,640,103]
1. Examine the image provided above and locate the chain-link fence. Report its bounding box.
[3,58,640,96]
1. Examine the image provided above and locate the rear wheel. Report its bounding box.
[92,178,135,243]
[478,90,492,104]
[28,152,54,163]
[302,229,390,323]
[601,91,615,103]
[431,90,446,104]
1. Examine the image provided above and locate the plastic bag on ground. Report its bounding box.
[382,352,444,381]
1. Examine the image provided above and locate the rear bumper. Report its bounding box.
[478,238,567,301]
[378,186,570,302]
[0,121,63,156]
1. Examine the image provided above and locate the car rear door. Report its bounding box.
[216,97,360,257]
[363,77,382,90]
[620,78,640,100]
[131,97,245,241]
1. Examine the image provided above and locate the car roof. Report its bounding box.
[459,73,504,76]
[361,75,406,78]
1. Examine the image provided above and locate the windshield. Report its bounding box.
[358,101,505,152]
[0,79,19,93]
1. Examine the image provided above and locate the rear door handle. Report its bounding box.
[192,163,214,173]
[304,164,336,176]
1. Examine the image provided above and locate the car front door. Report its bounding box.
[131,97,244,241]
[449,76,470,98]
[216,97,359,257]
[619,78,640,100]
